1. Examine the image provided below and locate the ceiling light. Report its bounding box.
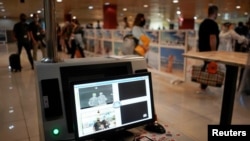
[173,0,179,3]
[37,10,41,13]
[9,107,14,112]
[104,2,110,5]
[176,10,181,15]
[144,5,148,8]
[0,2,3,5]
[123,8,127,11]
[73,16,76,19]
[244,12,248,15]
[1,9,5,12]
[88,6,94,10]
[194,16,197,20]
[236,5,241,9]
[9,109,14,113]
[9,125,15,130]
[56,0,62,2]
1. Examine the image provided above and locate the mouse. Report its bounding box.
[144,123,166,134]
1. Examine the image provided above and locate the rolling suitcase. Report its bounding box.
[9,54,21,72]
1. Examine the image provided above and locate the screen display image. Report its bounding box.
[60,62,133,133]
[70,73,155,140]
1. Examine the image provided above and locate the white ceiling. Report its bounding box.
[0,0,249,24]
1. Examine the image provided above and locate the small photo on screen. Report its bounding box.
[118,80,147,100]
[120,101,149,124]
[78,84,114,109]
[80,107,116,135]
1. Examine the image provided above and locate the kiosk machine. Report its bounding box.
[35,56,148,141]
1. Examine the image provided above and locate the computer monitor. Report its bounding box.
[69,72,155,141]
[60,62,134,133]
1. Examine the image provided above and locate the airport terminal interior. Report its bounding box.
[0,43,250,141]
[1,0,250,141]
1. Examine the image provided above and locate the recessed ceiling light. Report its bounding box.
[144,5,148,8]
[176,10,181,15]
[236,5,241,9]
[104,2,110,5]
[9,109,14,113]
[73,16,76,19]
[244,12,248,15]
[88,6,94,10]
[9,125,15,130]
[56,0,63,2]
[37,10,41,13]
[123,8,127,11]
[1,9,5,12]
[173,0,179,3]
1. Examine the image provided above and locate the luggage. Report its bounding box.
[9,54,21,72]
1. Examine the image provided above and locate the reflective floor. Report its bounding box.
[0,43,250,141]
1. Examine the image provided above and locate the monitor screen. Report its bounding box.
[69,72,155,141]
[60,62,133,133]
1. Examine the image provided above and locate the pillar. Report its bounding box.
[103,4,118,29]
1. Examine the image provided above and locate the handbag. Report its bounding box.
[134,34,150,56]
[191,62,225,87]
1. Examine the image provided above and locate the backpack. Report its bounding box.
[121,34,139,55]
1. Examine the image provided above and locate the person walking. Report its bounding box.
[61,14,74,54]
[132,13,150,56]
[56,23,62,52]
[218,22,248,52]
[234,21,249,52]
[13,13,34,70]
[217,22,248,87]
[70,19,85,58]
[197,5,220,94]
[28,13,46,61]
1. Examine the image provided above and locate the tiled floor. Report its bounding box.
[0,43,250,141]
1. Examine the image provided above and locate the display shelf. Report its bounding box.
[84,29,197,82]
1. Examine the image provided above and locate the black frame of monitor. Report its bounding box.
[69,72,155,141]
